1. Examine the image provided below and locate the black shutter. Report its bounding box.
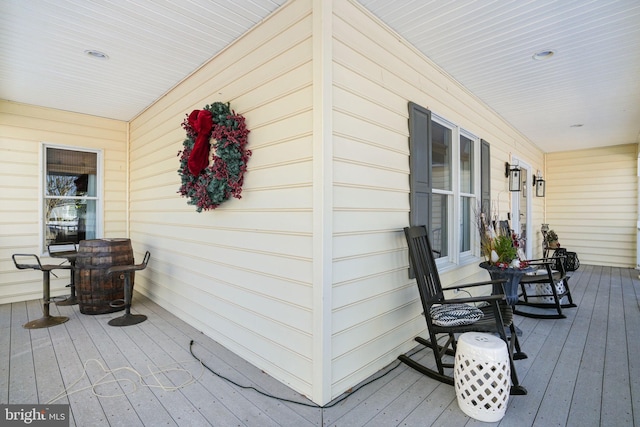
[480,139,491,221]
[408,102,432,228]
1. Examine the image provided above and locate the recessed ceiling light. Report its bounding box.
[84,49,109,60]
[532,49,555,61]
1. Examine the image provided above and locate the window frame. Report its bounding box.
[431,114,481,265]
[41,143,103,254]
[408,102,484,269]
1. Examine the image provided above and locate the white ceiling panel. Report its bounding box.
[0,0,287,120]
[1,0,639,152]
[358,0,640,152]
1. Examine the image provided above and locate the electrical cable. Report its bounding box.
[45,339,426,418]
[188,339,426,409]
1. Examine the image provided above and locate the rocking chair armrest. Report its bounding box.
[438,293,506,306]
[523,258,565,273]
[449,278,507,291]
[525,257,565,265]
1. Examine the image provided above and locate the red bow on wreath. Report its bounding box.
[187,109,213,176]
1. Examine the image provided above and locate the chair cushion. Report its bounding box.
[430,303,484,327]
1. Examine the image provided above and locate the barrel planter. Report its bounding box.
[76,238,133,315]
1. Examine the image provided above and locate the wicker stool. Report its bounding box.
[454,332,510,422]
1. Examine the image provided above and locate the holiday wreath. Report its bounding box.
[177,102,251,212]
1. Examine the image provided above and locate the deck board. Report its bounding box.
[62,306,154,427]
[0,302,12,403]
[2,264,639,426]
[48,305,115,427]
[623,268,640,427]
[602,268,634,427]
[568,266,610,427]
[9,301,38,404]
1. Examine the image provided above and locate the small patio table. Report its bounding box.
[479,262,534,306]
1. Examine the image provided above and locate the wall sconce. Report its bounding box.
[505,162,521,192]
[533,175,546,197]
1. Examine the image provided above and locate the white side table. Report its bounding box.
[454,332,510,422]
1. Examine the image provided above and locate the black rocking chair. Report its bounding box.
[515,255,576,319]
[399,225,527,395]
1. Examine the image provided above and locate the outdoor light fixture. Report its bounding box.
[533,174,546,197]
[505,162,521,192]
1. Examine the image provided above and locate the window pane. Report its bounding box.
[44,148,98,246]
[46,148,97,197]
[431,193,448,258]
[481,140,491,219]
[460,135,473,193]
[45,199,96,245]
[432,122,451,191]
[460,196,472,252]
[78,199,97,241]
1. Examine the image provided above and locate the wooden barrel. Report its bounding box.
[76,238,133,315]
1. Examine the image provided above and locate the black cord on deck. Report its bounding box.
[188,339,422,409]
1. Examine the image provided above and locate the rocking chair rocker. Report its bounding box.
[399,225,527,395]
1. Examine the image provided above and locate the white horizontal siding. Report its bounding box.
[0,100,127,304]
[546,144,637,267]
[329,0,546,398]
[127,0,317,398]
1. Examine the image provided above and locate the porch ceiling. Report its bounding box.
[1,0,639,153]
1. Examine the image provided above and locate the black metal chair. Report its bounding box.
[105,251,150,326]
[12,254,71,329]
[515,255,576,319]
[399,225,527,395]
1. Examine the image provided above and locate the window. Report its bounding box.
[44,146,101,248]
[480,139,491,222]
[459,133,474,253]
[409,102,486,264]
[431,120,452,257]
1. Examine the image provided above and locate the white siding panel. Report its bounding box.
[332,229,406,259]
[546,144,637,267]
[334,186,408,212]
[334,135,407,173]
[332,292,415,354]
[127,0,316,398]
[329,0,546,399]
[333,110,408,155]
[0,100,127,304]
[245,136,313,171]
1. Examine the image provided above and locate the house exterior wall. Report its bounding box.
[0,100,128,304]
[329,0,547,399]
[127,0,317,399]
[546,144,638,267]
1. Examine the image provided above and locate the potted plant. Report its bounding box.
[545,229,560,248]
[476,210,525,269]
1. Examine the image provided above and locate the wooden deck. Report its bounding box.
[2,264,639,426]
